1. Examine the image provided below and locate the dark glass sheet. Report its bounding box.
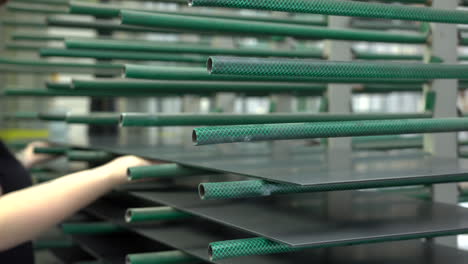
[130,188,468,247]
[85,197,468,264]
[55,136,468,186]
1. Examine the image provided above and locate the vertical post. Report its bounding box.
[325,16,352,151]
[424,0,459,248]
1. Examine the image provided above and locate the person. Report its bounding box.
[0,140,152,263]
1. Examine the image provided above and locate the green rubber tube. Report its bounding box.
[3,111,39,120]
[46,82,72,90]
[208,56,468,80]
[5,43,45,51]
[0,57,122,70]
[72,79,325,95]
[39,48,207,64]
[12,0,69,5]
[12,33,65,41]
[66,113,120,125]
[69,1,326,26]
[120,11,426,44]
[6,3,68,14]
[126,250,201,264]
[125,64,426,84]
[3,89,183,98]
[1,20,47,28]
[62,222,125,235]
[128,164,208,181]
[121,113,431,127]
[67,150,114,162]
[38,113,67,121]
[34,146,68,155]
[193,118,468,145]
[351,20,420,31]
[125,207,192,223]
[200,172,468,200]
[190,0,468,24]
[65,38,323,58]
[209,230,468,260]
[33,239,74,250]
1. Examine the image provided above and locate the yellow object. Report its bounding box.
[0,129,49,141]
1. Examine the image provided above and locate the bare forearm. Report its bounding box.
[0,167,124,251]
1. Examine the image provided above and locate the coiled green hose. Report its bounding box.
[190,0,468,24]
[200,173,468,200]
[121,113,431,127]
[193,118,468,145]
[208,56,468,79]
[120,10,426,43]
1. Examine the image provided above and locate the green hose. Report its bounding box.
[39,48,207,64]
[62,222,125,235]
[121,113,431,127]
[126,250,201,264]
[34,146,68,155]
[12,33,65,41]
[65,38,323,58]
[38,113,67,121]
[208,56,468,80]
[72,79,326,95]
[125,64,426,84]
[190,0,468,24]
[125,207,192,223]
[120,10,426,43]
[46,82,71,90]
[67,150,114,162]
[3,89,182,97]
[128,164,208,181]
[200,173,468,200]
[66,113,120,125]
[7,3,68,14]
[12,0,69,5]
[193,118,468,145]
[0,57,122,70]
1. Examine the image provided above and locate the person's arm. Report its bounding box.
[0,155,151,251]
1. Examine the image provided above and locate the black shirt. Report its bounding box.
[0,141,35,264]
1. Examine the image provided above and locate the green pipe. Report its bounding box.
[67,150,114,162]
[46,17,175,34]
[351,20,420,31]
[69,1,327,26]
[5,43,46,51]
[121,113,431,127]
[125,207,191,223]
[128,164,208,181]
[46,82,71,90]
[199,173,468,200]
[40,48,207,64]
[65,38,323,58]
[66,113,120,125]
[355,84,421,93]
[3,111,39,120]
[34,146,68,155]
[11,0,69,5]
[3,89,183,97]
[72,79,326,95]
[126,250,201,264]
[125,64,427,84]
[1,20,47,28]
[0,57,122,70]
[209,229,468,260]
[193,118,468,145]
[61,222,125,235]
[208,56,468,79]
[12,33,65,41]
[120,11,426,43]
[6,3,68,14]
[38,113,67,121]
[190,0,468,24]
[33,238,74,250]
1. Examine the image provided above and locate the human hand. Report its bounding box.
[93,155,157,185]
[20,141,58,169]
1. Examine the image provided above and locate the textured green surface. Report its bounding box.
[125,64,427,84]
[69,1,326,26]
[66,113,120,125]
[67,150,114,162]
[200,173,468,200]
[208,57,468,80]
[125,206,192,223]
[73,79,325,95]
[65,38,323,58]
[121,113,431,127]
[62,222,125,235]
[127,250,200,264]
[190,0,468,24]
[40,48,207,64]
[34,146,68,155]
[128,164,208,181]
[193,118,468,145]
[120,10,426,43]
